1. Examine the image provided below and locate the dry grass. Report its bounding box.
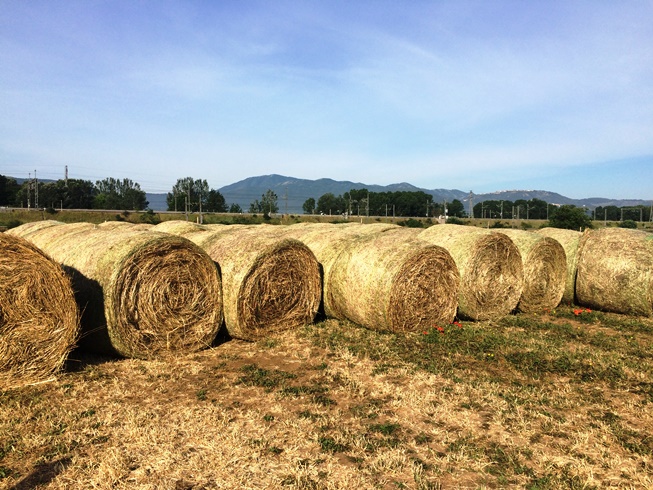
[576,227,653,316]
[496,229,567,313]
[1,310,652,489]
[536,227,583,305]
[0,233,79,390]
[418,224,524,320]
[8,222,223,359]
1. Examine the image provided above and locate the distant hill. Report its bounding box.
[216,174,651,215]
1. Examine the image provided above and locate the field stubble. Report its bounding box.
[1,309,652,489]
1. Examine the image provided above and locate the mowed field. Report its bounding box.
[2,309,652,489]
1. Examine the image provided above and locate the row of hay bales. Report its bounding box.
[2,220,652,388]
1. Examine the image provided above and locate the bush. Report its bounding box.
[619,220,638,229]
[489,220,508,229]
[397,218,424,228]
[446,217,466,225]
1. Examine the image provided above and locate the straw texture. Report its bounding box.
[9,222,223,358]
[418,224,524,320]
[0,233,79,389]
[576,228,653,316]
[496,229,566,313]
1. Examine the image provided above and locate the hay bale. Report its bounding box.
[153,220,207,235]
[6,219,63,238]
[97,221,135,230]
[278,223,401,317]
[0,233,79,389]
[11,223,223,358]
[576,228,653,316]
[536,227,582,305]
[495,229,566,313]
[418,224,523,320]
[327,227,460,332]
[172,226,321,341]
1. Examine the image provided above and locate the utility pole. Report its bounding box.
[366,191,369,217]
[27,172,31,209]
[65,165,68,186]
[35,170,38,209]
[426,199,429,217]
[468,191,473,218]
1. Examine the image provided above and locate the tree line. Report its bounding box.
[302,189,467,218]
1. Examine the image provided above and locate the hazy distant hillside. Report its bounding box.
[214,174,651,215]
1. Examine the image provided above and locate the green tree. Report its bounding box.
[0,175,20,206]
[205,189,227,212]
[94,178,147,210]
[548,205,593,230]
[167,177,211,212]
[447,199,466,218]
[302,197,316,214]
[316,193,346,215]
[249,189,279,214]
[229,203,243,213]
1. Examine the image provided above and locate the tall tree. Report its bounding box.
[249,189,279,214]
[205,189,227,212]
[548,205,593,230]
[302,197,316,214]
[94,178,147,210]
[0,175,20,206]
[167,177,211,212]
[316,193,346,215]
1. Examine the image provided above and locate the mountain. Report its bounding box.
[217,174,471,214]
[216,174,651,215]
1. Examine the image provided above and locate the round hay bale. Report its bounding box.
[418,224,524,320]
[6,219,63,238]
[97,221,134,230]
[576,228,653,316]
[182,226,321,341]
[12,224,223,358]
[279,223,401,317]
[536,227,582,305]
[0,233,79,389]
[153,220,207,235]
[328,227,460,332]
[496,229,566,313]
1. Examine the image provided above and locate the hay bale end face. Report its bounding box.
[184,227,321,341]
[11,224,223,358]
[496,229,566,313]
[328,228,460,332]
[0,233,79,389]
[536,227,582,305]
[418,224,524,320]
[576,228,653,316]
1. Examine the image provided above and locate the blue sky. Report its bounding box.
[1,0,652,199]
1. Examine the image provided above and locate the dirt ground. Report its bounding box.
[1,314,652,489]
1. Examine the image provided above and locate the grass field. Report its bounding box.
[1,308,652,489]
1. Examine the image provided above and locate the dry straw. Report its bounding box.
[165,225,321,341]
[97,221,135,230]
[536,227,582,305]
[10,222,223,358]
[576,227,653,316]
[279,223,401,317]
[496,229,566,313]
[326,227,460,332]
[153,220,208,235]
[0,233,79,389]
[418,224,524,320]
